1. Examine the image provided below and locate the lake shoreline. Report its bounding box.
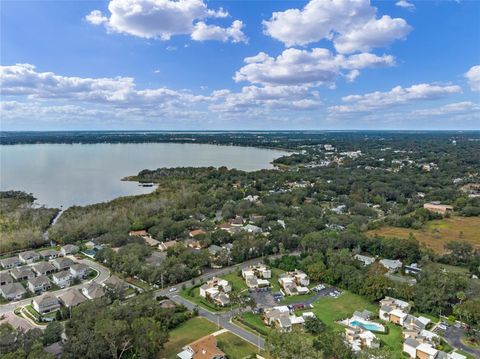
[1,142,289,209]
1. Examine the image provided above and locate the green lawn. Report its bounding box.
[269,268,285,292]
[221,272,248,292]
[235,312,271,337]
[307,291,377,329]
[161,317,218,359]
[280,291,317,305]
[376,323,405,359]
[216,332,267,359]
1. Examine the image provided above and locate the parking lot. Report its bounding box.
[249,288,278,309]
[249,284,342,310]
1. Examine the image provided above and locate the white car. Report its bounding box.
[169,287,177,293]
[438,324,447,330]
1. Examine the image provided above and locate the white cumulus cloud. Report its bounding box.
[85,0,246,43]
[465,65,480,92]
[191,20,247,43]
[234,48,395,87]
[0,63,206,107]
[329,83,462,114]
[396,1,415,11]
[263,0,411,53]
[412,101,480,116]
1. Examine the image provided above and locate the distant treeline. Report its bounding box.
[2,131,479,149]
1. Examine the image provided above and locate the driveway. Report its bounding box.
[0,258,110,316]
[443,326,480,357]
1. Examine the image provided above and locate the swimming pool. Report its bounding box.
[350,320,384,332]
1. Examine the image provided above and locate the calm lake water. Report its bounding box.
[0,143,287,208]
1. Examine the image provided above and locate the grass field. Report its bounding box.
[307,292,377,329]
[280,291,317,305]
[308,292,408,358]
[236,311,271,337]
[161,317,218,359]
[368,216,480,253]
[376,323,405,359]
[216,332,267,359]
[221,271,248,292]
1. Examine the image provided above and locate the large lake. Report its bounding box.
[0,143,287,208]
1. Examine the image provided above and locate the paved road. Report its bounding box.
[169,294,265,350]
[443,326,480,357]
[0,257,110,315]
[155,252,300,297]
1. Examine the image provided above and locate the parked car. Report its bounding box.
[169,287,177,293]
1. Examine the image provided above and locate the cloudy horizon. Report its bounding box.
[1,0,479,130]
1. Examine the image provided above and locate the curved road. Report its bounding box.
[0,257,110,316]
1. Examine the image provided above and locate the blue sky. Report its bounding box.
[1,0,479,130]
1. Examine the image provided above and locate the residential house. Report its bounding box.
[352,310,374,321]
[207,245,223,256]
[403,337,420,358]
[10,267,35,281]
[18,250,40,264]
[199,277,231,306]
[52,257,75,271]
[58,289,87,307]
[242,264,271,288]
[60,244,79,256]
[0,256,21,269]
[403,315,431,332]
[129,230,160,247]
[242,224,262,234]
[379,259,403,272]
[103,275,128,291]
[0,272,13,286]
[278,270,310,296]
[405,263,422,275]
[82,281,105,299]
[379,297,411,322]
[263,306,305,332]
[39,249,60,260]
[176,335,226,359]
[32,293,60,313]
[354,254,376,266]
[216,222,235,234]
[69,263,89,279]
[185,238,203,249]
[158,240,178,252]
[345,326,379,352]
[32,262,56,276]
[423,203,453,214]
[388,309,408,326]
[0,282,26,300]
[416,343,438,359]
[242,264,271,279]
[229,215,245,227]
[52,271,72,288]
[189,229,207,238]
[27,275,51,293]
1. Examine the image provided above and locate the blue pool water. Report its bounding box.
[351,320,383,331]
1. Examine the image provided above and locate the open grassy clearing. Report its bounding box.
[367,216,480,253]
[221,271,248,292]
[216,332,269,359]
[161,317,218,359]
